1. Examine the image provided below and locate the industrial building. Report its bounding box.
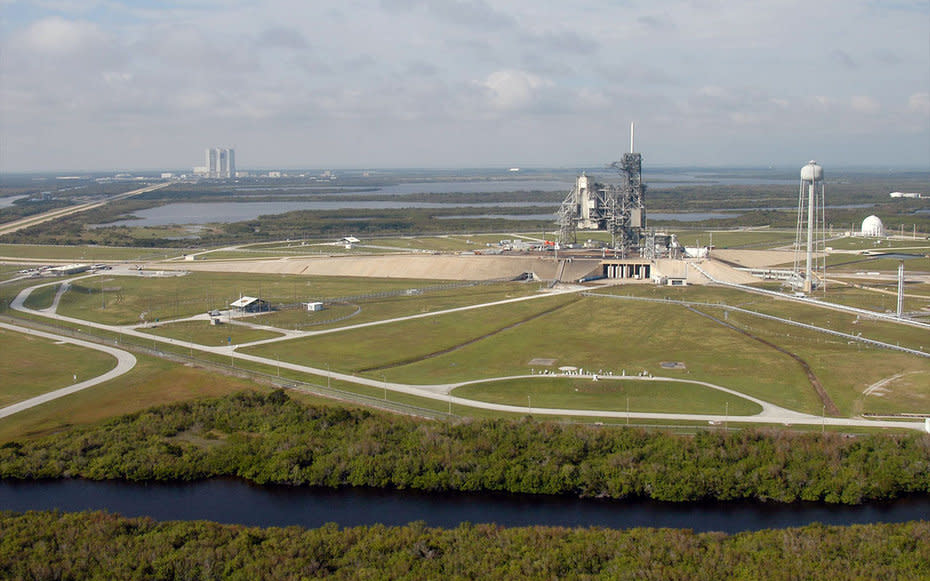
[557,123,646,255]
[196,147,236,179]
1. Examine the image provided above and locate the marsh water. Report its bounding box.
[1,479,927,533]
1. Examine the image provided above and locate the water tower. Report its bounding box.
[792,161,826,294]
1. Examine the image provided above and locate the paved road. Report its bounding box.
[0,182,172,237]
[0,321,137,419]
[10,276,928,432]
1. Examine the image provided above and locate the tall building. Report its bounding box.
[204,147,236,179]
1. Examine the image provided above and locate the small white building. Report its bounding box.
[304,301,324,312]
[49,264,90,275]
[861,215,885,237]
[230,296,270,313]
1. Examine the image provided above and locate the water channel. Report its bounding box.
[1,479,927,534]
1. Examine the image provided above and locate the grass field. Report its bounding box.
[196,245,400,260]
[22,283,59,310]
[815,285,930,314]
[0,243,183,261]
[452,377,763,415]
[708,307,930,415]
[251,283,544,330]
[393,296,822,411]
[669,229,796,249]
[0,327,116,408]
[54,272,474,325]
[242,305,361,329]
[243,292,825,412]
[0,355,272,441]
[139,320,283,346]
[826,254,930,272]
[243,294,580,374]
[826,237,930,251]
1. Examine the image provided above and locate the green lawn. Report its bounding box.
[243,294,580,375]
[669,229,796,249]
[389,296,818,411]
[713,308,930,416]
[826,237,930,251]
[827,254,930,272]
[243,292,824,412]
[453,377,763,415]
[0,243,182,261]
[0,355,271,442]
[0,327,116,408]
[251,283,544,331]
[815,285,930,314]
[248,305,362,329]
[139,320,283,346]
[54,272,471,325]
[22,284,59,310]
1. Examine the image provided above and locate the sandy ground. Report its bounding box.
[693,259,762,284]
[158,254,603,282]
[154,252,769,287]
[710,249,799,268]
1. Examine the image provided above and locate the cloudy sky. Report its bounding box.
[1,0,927,171]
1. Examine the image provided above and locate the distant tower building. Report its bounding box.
[205,147,236,179]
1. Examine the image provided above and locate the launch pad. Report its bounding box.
[556,123,679,261]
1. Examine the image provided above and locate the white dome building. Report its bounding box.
[861,215,884,237]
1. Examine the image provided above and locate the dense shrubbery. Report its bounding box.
[0,510,927,580]
[1,391,929,504]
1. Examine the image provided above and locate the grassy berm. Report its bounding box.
[1,391,928,504]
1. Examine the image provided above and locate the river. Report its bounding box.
[1,479,926,533]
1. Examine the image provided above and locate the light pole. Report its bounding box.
[276,354,280,377]
[382,374,387,401]
[528,395,532,415]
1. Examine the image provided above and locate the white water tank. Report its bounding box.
[801,161,823,182]
[861,215,884,237]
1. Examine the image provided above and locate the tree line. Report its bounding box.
[0,510,927,580]
[1,391,928,504]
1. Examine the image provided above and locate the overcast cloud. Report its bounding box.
[0,0,927,171]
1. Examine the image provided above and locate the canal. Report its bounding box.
[1,479,927,533]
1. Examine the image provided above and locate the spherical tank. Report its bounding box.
[861,215,884,237]
[801,161,823,182]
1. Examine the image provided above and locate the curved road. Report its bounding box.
[9,277,928,432]
[0,321,137,419]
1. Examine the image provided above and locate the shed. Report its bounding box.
[230,296,270,313]
[304,301,324,312]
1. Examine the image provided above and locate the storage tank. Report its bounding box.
[861,215,884,237]
[800,161,823,182]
